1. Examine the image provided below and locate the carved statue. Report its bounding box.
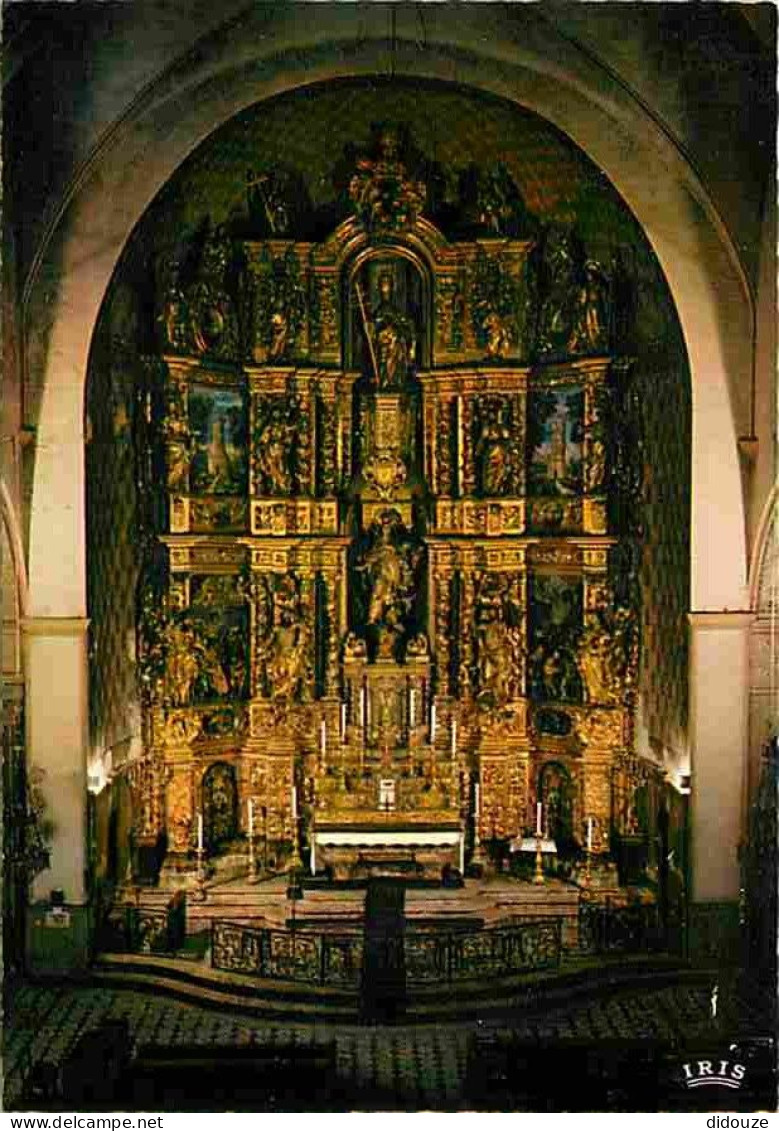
[348,126,426,232]
[163,384,192,490]
[256,575,310,702]
[475,575,524,709]
[166,619,200,706]
[354,509,423,658]
[578,600,639,704]
[255,399,298,495]
[476,401,515,496]
[366,271,416,390]
[536,226,579,356]
[569,260,610,354]
[483,311,512,359]
[189,226,240,358]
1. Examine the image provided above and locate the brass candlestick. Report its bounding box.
[532,833,545,885]
[191,845,207,902]
[248,832,259,883]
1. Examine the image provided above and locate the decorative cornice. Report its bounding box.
[22,617,89,637]
[687,611,755,631]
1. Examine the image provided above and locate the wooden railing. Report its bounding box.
[210,917,563,987]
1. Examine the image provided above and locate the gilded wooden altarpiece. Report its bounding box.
[130,126,644,880]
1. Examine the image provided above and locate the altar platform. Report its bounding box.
[114,872,584,947]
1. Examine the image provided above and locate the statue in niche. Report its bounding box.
[457,161,534,239]
[470,248,517,360]
[254,397,300,495]
[578,596,638,704]
[539,762,575,847]
[257,575,310,702]
[163,383,192,491]
[358,270,416,390]
[354,509,424,661]
[568,260,610,354]
[165,619,200,707]
[476,400,515,496]
[189,225,240,359]
[160,271,190,353]
[536,226,581,357]
[475,574,524,710]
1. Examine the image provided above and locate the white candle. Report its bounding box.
[409,688,416,727]
[360,687,366,730]
[340,702,347,740]
[536,802,543,837]
[451,719,457,756]
[248,798,254,839]
[292,785,298,820]
[320,720,327,756]
[459,833,465,875]
[311,837,316,876]
[430,704,437,742]
[586,817,593,852]
[475,781,480,817]
[197,812,204,852]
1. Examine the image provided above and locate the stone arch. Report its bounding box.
[23,21,751,624]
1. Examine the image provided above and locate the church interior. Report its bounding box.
[2,3,777,1112]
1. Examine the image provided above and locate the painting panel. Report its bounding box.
[527,386,583,496]
[188,385,247,495]
[528,573,583,703]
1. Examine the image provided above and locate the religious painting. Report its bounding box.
[528,573,583,703]
[187,385,247,495]
[185,575,249,702]
[527,385,584,496]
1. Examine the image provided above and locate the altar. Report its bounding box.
[310,823,465,880]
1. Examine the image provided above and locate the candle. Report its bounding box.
[459,833,465,874]
[475,781,480,816]
[320,720,327,756]
[197,812,204,853]
[451,719,457,756]
[409,688,416,727]
[586,817,593,852]
[292,785,298,820]
[536,802,543,837]
[340,702,347,740]
[248,798,254,839]
[311,836,317,876]
[430,703,437,742]
[360,687,366,730]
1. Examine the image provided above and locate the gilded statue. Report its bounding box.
[348,126,426,232]
[254,399,298,495]
[364,271,416,390]
[569,260,610,354]
[354,509,423,658]
[578,601,639,704]
[475,575,524,709]
[257,575,310,702]
[476,401,515,496]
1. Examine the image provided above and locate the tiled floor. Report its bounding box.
[5,978,760,1110]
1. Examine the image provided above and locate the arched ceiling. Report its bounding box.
[4,2,774,300]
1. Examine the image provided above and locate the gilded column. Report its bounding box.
[323,571,340,696]
[432,549,454,697]
[459,395,476,497]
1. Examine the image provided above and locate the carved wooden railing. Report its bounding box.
[211,921,364,986]
[211,917,563,987]
[576,893,675,955]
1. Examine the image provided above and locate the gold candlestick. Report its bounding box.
[532,833,545,885]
